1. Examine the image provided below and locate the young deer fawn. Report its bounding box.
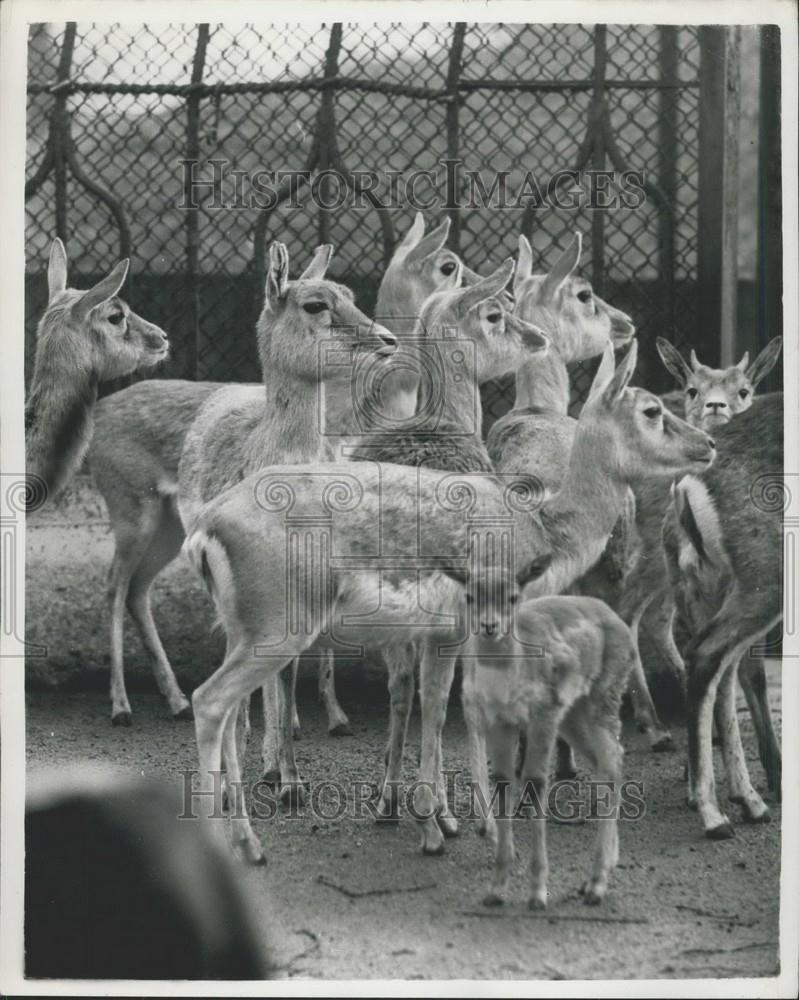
[442,538,635,908]
[663,393,783,838]
[26,239,168,505]
[182,339,714,864]
[617,336,783,760]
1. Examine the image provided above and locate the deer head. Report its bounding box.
[513,233,635,362]
[580,340,716,482]
[259,241,397,383]
[441,534,551,650]
[416,258,549,393]
[656,336,783,431]
[37,239,169,381]
[375,213,462,337]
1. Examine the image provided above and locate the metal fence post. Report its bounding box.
[757,25,783,377]
[698,26,741,367]
[184,23,210,381]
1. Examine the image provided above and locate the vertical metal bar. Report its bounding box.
[657,26,678,343]
[53,23,77,245]
[317,24,343,246]
[590,25,608,291]
[698,26,740,366]
[757,25,782,378]
[445,23,466,254]
[184,23,209,380]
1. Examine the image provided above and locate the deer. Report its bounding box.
[615,335,783,771]
[340,261,550,828]
[88,213,456,731]
[441,539,636,908]
[661,392,783,838]
[181,338,715,864]
[25,239,168,506]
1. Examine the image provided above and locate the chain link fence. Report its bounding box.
[26,21,710,422]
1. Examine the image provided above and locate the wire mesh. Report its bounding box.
[25,21,703,419]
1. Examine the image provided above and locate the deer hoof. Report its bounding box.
[527,896,547,911]
[741,804,771,825]
[329,723,353,738]
[650,734,675,753]
[172,705,193,722]
[111,711,132,727]
[705,820,735,840]
[482,891,505,907]
[261,768,281,787]
[280,782,307,809]
[437,813,459,838]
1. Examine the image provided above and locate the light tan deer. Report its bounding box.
[617,335,783,763]
[89,214,454,729]
[486,233,635,491]
[26,240,168,505]
[182,339,714,864]
[442,541,636,907]
[662,392,782,838]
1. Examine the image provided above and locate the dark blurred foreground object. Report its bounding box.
[25,769,269,980]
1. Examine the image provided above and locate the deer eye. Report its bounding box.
[486,312,502,324]
[440,261,457,276]
[303,301,328,314]
[643,406,661,420]
[739,388,750,399]
[577,290,592,303]
[686,387,699,399]
[108,313,125,326]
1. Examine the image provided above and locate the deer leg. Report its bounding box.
[260,674,281,784]
[519,712,559,910]
[717,659,770,823]
[563,703,623,904]
[376,644,415,822]
[221,701,265,865]
[318,648,351,736]
[462,662,493,841]
[555,738,578,781]
[413,647,457,854]
[277,659,306,807]
[739,655,781,797]
[481,721,517,907]
[619,564,674,751]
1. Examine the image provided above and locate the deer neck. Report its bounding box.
[251,367,325,465]
[532,418,630,594]
[25,352,98,501]
[513,347,570,414]
[372,284,424,421]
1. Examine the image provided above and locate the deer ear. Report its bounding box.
[539,232,581,300]
[398,211,425,250]
[746,336,782,387]
[602,339,638,403]
[584,342,617,406]
[405,218,450,266]
[47,239,68,303]
[516,553,552,589]
[266,242,290,304]
[457,258,515,312]
[656,337,692,387]
[513,235,534,297]
[73,259,129,322]
[299,244,333,281]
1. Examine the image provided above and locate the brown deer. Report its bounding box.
[662,393,782,838]
[26,239,168,505]
[88,214,460,730]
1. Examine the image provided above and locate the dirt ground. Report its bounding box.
[23,480,782,981]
